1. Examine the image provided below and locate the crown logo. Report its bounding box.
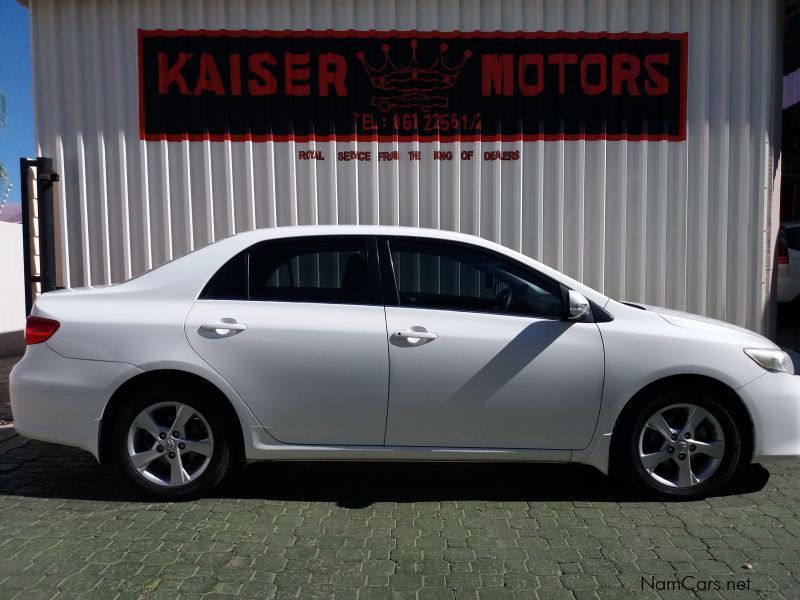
[356,39,472,112]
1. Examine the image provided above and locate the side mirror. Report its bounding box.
[568,290,590,320]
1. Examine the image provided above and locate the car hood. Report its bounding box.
[631,303,777,347]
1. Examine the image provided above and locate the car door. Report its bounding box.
[185,236,389,446]
[381,237,605,450]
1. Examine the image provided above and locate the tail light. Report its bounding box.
[778,235,789,265]
[25,316,61,345]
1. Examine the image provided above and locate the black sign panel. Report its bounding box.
[139,30,687,142]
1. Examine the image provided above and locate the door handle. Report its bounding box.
[200,322,247,332]
[393,330,438,340]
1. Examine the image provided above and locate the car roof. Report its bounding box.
[231,225,515,246]
[131,225,610,307]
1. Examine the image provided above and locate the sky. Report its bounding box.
[0,0,34,205]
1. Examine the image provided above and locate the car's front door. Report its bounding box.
[381,238,605,450]
[185,236,389,446]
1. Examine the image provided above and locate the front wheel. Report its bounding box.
[617,389,741,499]
[112,387,234,499]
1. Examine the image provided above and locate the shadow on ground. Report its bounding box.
[0,437,771,507]
[221,461,772,509]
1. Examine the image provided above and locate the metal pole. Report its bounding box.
[19,156,59,315]
[36,157,59,294]
[19,157,36,315]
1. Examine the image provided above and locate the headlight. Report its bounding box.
[744,348,795,375]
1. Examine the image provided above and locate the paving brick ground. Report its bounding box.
[0,355,799,599]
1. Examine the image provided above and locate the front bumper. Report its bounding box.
[10,344,142,459]
[738,371,800,460]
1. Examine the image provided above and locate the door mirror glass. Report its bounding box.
[568,290,590,319]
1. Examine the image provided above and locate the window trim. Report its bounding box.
[199,235,383,306]
[380,235,570,320]
[377,238,400,306]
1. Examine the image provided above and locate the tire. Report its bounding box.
[614,386,741,499]
[112,383,235,500]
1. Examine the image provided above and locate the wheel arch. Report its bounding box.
[98,369,246,465]
[610,374,755,468]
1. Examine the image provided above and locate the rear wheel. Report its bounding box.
[616,388,741,499]
[112,386,234,499]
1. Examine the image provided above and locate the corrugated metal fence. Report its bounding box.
[28,0,782,332]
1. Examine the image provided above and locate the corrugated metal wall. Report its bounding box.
[28,0,781,332]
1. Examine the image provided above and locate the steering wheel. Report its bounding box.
[495,287,513,311]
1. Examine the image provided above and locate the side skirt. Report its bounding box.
[244,427,573,463]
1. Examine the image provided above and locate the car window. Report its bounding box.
[249,239,372,304]
[787,227,800,252]
[201,252,248,299]
[201,238,377,304]
[388,239,564,318]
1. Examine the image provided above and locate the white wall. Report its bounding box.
[27,0,782,332]
[0,221,25,357]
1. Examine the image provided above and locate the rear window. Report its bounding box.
[201,237,378,305]
[249,239,371,303]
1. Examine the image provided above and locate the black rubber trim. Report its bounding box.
[589,300,614,322]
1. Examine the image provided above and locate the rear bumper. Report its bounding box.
[738,371,800,461]
[10,344,142,459]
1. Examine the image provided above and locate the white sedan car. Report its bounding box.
[10,226,800,500]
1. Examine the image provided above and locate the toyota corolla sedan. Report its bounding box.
[10,226,800,499]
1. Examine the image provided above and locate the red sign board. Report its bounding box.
[139,29,688,142]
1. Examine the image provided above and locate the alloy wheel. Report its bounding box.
[637,402,726,488]
[126,401,214,487]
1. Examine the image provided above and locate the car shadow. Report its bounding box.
[0,439,771,506]
[443,320,570,410]
[218,461,772,508]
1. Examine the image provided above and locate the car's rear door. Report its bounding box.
[185,235,389,446]
[381,237,605,450]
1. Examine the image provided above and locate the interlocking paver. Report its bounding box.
[0,416,795,599]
